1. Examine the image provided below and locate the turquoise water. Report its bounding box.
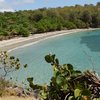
[10,29,100,84]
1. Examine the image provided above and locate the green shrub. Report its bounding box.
[64,21,77,29]
[27,54,100,100]
[74,19,87,28]
[18,27,29,37]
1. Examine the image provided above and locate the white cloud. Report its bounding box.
[0,8,14,12]
[0,0,14,12]
[0,0,4,2]
[0,0,35,12]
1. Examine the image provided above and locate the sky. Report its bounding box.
[0,0,99,12]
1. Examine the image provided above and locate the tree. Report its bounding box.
[0,51,21,77]
[63,21,77,29]
[96,2,100,7]
[74,19,87,28]
[18,26,30,37]
[46,9,60,19]
[81,10,92,27]
[68,11,78,21]
[92,12,100,27]
[29,11,44,22]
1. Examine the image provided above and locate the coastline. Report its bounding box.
[0,28,99,52]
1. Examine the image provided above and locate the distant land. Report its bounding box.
[0,2,100,41]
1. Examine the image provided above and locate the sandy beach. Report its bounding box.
[0,29,97,52]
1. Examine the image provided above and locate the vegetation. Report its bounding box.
[0,2,100,40]
[0,77,11,96]
[0,51,27,96]
[27,54,100,100]
[0,51,21,77]
[0,51,100,99]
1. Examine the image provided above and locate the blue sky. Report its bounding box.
[0,0,99,12]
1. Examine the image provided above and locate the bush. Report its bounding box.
[18,27,29,37]
[74,19,87,28]
[27,54,100,100]
[64,21,77,29]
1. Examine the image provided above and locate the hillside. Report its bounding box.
[0,2,100,40]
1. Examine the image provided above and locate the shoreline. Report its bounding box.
[0,28,99,52]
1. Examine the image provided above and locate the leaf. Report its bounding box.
[16,58,19,62]
[45,55,52,63]
[74,89,81,98]
[40,90,47,99]
[55,58,59,65]
[10,56,15,59]
[24,64,28,68]
[75,70,81,74]
[27,77,33,83]
[61,84,68,91]
[81,89,91,96]
[71,70,82,78]
[67,64,73,71]
[52,54,55,61]
[56,75,64,85]
[68,96,74,100]
[54,69,60,77]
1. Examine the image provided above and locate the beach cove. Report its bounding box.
[0,29,96,52]
[2,28,99,84]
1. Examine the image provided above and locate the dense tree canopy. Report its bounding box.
[0,2,100,40]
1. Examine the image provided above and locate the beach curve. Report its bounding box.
[0,29,97,52]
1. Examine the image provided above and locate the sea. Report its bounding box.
[9,29,100,84]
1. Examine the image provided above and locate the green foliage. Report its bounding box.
[68,88,91,100]
[0,51,28,96]
[63,21,77,29]
[74,89,81,98]
[27,54,100,100]
[0,51,27,77]
[0,51,21,77]
[0,52,99,99]
[18,27,29,37]
[73,20,87,28]
[0,51,19,95]
[0,50,99,100]
[0,4,100,39]
[30,10,44,22]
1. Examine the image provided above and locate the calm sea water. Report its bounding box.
[10,29,100,84]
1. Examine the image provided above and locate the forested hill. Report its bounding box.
[0,2,100,40]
